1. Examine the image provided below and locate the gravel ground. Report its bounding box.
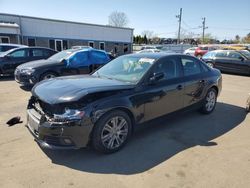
[0,73,249,188]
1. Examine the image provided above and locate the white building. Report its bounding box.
[0,13,134,55]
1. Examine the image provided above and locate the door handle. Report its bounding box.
[176,85,183,90]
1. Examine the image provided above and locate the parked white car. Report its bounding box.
[184,47,198,56]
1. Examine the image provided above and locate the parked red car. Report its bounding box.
[194,46,217,58]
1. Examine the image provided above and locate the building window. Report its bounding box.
[114,43,119,54]
[28,38,36,46]
[49,39,55,50]
[88,41,94,48]
[99,42,105,50]
[0,36,10,43]
[124,44,128,53]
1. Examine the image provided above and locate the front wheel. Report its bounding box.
[92,110,132,153]
[207,62,214,68]
[40,72,57,81]
[200,88,217,114]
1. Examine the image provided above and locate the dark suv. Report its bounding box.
[0,47,56,75]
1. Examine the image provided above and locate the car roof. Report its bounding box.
[124,52,180,59]
[0,43,27,47]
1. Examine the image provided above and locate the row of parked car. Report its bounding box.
[183,45,250,75]
[137,44,250,76]
[0,43,113,85]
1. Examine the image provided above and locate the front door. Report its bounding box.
[226,51,250,74]
[143,56,184,121]
[2,49,30,74]
[55,40,63,51]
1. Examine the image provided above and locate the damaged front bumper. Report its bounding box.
[26,107,94,149]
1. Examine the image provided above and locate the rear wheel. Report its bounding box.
[200,88,217,114]
[92,110,132,153]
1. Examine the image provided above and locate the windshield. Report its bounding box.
[0,48,16,57]
[93,56,156,84]
[239,50,250,59]
[48,49,76,61]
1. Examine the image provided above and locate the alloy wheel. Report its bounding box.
[43,74,56,80]
[205,90,216,112]
[101,116,129,149]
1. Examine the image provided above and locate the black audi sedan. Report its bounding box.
[27,53,222,153]
[202,50,250,75]
[0,47,56,75]
[15,48,110,85]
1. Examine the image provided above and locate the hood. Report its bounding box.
[32,75,134,104]
[17,59,61,69]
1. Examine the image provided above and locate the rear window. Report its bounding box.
[203,51,216,59]
[0,45,16,52]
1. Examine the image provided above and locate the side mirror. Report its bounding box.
[238,56,245,61]
[149,72,164,84]
[5,54,11,59]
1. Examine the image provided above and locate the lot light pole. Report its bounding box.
[176,8,182,44]
[202,17,208,44]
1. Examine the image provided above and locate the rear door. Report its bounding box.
[30,48,47,61]
[143,56,184,121]
[2,48,29,74]
[181,56,208,107]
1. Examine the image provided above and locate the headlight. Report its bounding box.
[53,108,85,122]
[20,69,35,75]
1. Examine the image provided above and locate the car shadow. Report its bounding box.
[42,102,246,175]
[19,85,33,92]
[0,75,14,81]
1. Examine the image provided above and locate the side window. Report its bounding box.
[9,49,27,58]
[68,52,88,67]
[32,49,44,57]
[154,57,181,80]
[90,51,109,64]
[215,51,227,58]
[227,51,242,59]
[181,57,201,76]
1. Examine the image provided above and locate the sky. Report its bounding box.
[0,0,250,40]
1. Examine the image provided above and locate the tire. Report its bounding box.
[207,62,214,68]
[92,110,132,154]
[40,72,57,81]
[200,88,218,114]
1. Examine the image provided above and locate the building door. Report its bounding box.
[55,40,63,51]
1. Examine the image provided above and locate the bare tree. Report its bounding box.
[108,11,129,27]
[141,30,155,39]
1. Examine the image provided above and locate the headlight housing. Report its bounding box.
[52,108,85,122]
[20,69,35,75]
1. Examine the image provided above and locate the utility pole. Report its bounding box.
[202,17,208,44]
[176,8,182,44]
